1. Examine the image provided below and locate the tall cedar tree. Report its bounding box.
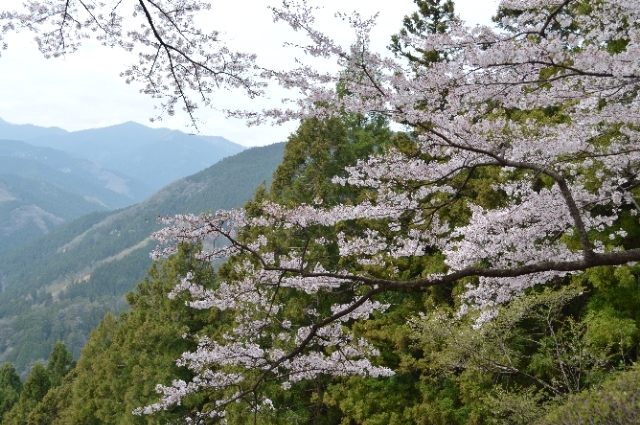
[46,341,75,388]
[0,362,23,421]
[4,363,51,425]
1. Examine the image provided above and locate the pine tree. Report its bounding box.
[389,0,457,65]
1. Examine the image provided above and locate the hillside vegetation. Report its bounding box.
[1,0,640,423]
[4,114,639,425]
[0,140,151,254]
[0,143,285,374]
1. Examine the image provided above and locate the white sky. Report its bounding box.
[0,0,497,146]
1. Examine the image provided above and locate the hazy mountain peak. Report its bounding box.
[0,118,246,190]
[0,117,68,140]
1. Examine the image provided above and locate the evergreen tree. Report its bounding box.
[233,115,393,424]
[49,243,218,425]
[0,362,23,393]
[20,363,51,404]
[4,363,51,425]
[389,0,457,65]
[270,114,391,206]
[46,341,75,388]
[0,362,23,421]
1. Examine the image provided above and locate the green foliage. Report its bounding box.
[19,364,51,406]
[403,282,634,424]
[214,114,396,424]
[9,81,640,425]
[0,362,23,421]
[0,362,23,394]
[0,385,21,422]
[270,116,391,205]
[14,108,640,425]
[389,0,456,65]
[4,363,51,425]
[538,364,640,425]
[46,342,75,388]
[16,341,78,424]
[223,108,640,424]
[0,143,285,377]
[25,380,73,425]
[48,243,219,424]
[483,387,547,425]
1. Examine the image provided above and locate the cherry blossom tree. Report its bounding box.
[0,0,265,123]
[3,0,640,421]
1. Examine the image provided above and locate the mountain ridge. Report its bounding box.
[0,140,151,253]
[0,139,152,254]
[0,117,68,140]
[0,118,247,191]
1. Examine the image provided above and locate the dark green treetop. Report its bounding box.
[46,341,76,388]
[389,0,457,65]
[0,362,23,421]
[3,363,51,424]
[0,362,22,394]
[19,363,50,405]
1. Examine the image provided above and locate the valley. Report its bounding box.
[0,121,284,375]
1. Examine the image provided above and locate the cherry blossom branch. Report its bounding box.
[535,0,578,38]
[420,125,596,257]
[136,0,196,122]
[1,0,266,125]
[253,250,640,291]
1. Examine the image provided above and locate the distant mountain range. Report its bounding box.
[0,117,246,191]
[0,140,152,255]
[0,118,68,140]
[0,140,150,201]
[0,118,246,255]
[0,142,285,375]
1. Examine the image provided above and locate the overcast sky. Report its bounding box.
[0,0,497,146]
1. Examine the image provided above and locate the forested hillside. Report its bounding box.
[6,113,640,424]
[0,143,284,375]
[0,140,151,254]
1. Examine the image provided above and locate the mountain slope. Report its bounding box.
[0,174,105,255]
[5,120,246,190]
[0,142,285,374]
[0,140,151,254]
[0,140,150,200]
